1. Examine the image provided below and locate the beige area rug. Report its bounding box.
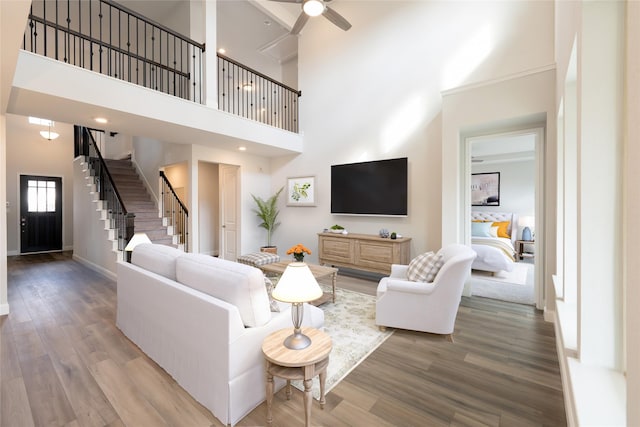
[471,262,535,305]
[472,261,529,285]
[290,285,393,399]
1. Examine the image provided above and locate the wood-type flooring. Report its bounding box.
[1,253,566,426]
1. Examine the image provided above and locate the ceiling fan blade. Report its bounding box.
[291,12,310,35]
[323,6,352,31]
[267,0,302,3]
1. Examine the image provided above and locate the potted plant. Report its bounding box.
[251,187,283,254]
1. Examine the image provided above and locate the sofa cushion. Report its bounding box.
[131,243,183,281]
[407,251,444,283]
[175,254,271,327]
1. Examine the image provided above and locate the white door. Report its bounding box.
[220,164,240,260]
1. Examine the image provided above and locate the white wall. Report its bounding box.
[266,0,555,265]
[625,3,640,425]
[5,114,74,255]
[554,0,629,425]
[71,158,117,279]
[198,161,219,256]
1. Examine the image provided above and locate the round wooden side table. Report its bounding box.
[262,327,332,427]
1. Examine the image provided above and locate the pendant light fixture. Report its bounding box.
[40,122,59,141]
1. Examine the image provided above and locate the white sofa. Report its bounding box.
[116,243,325,426]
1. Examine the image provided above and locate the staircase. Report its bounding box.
[103,159,176,248]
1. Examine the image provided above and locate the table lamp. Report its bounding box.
[124,232,151,262]
[519,216,535,241]
[272,262,323,350]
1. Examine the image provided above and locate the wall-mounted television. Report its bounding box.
[331,157,408,216]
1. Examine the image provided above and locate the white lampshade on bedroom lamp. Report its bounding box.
[272,262,323,350]
[519,216,535,241]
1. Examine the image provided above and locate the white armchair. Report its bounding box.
[375,244,477,338]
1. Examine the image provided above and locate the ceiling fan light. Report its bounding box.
[303,0,324,17]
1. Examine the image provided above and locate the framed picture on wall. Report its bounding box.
[471,172,500,206]
[286,176,316,206]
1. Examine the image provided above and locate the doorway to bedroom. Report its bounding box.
[466,128,542,306]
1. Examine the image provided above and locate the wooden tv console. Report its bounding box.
[318,232,411,275]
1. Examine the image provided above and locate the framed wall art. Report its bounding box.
[471,172,500,206]
[286,176,316,206]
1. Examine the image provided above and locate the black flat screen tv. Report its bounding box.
[331,157,408,216]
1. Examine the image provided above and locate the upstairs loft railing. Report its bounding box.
[74,125,135,251]
[24,0,205,103]
[22,1,301,132]
[159,171,189,252]
[218,53,302,133]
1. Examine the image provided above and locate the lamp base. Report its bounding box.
[283,329,312,350]
[522,227,532,241]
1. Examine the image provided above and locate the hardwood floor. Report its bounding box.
[1,253,566,426]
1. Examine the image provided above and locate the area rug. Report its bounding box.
[291,286,393,399]
[471,261,529,285]
[471,262,535,305]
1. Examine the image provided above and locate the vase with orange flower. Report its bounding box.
[287,244,312,262]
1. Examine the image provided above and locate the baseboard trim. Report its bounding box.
[554,309,577,427]
[72,254,116,281]
[0,303,10,316]
[543,307,555,323]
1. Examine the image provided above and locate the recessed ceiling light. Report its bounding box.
[264,20,271,26]
[238,146,247,151]
[218,48,226,54]
[95,117,108,124]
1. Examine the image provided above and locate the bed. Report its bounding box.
[471,212,518,273]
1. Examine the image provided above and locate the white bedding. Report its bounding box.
[472,237,515,273]
[471,211,518,273]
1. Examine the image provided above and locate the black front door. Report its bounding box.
[20,175,63,253]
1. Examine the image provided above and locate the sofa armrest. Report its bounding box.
[387,278,436,295]
[390,264,409,278]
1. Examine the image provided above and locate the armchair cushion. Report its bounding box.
[407,251,444,282]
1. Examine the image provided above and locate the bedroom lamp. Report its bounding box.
[272,262,323,350]
[124,232,151,262]
[519,216,535,241]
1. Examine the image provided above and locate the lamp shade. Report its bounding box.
[518,216,535,228]
[272,262,323,303]
[125,232,151,252]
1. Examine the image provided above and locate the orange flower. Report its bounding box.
[286,244,312,255]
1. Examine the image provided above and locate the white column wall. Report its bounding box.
[578,0,624,370]
[625,2,640,424]
[0,114,8,315]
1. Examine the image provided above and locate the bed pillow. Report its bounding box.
[489,226,499,237]
[471,221,493,237]
[407,251,444,283]
[492,221,511,238]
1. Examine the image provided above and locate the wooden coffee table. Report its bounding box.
[260,261,338,305]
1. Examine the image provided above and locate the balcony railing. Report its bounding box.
[218,54,301,133]
[22,1,302,133]
[24,0,205,103]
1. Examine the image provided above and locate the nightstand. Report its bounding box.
[515,240,535,260]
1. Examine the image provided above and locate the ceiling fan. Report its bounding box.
[269,0,352,35]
